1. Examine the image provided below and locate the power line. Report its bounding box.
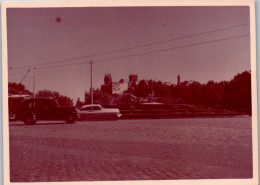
[10,23,249,69]
[8,70,28,76]
[20,69,31,84]
[34,34,249,70]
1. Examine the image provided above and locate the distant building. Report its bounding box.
[129,74,138,83]
[104,73,112,85]
[128,74,138,89]
[101,73,112,94]
[177,74,180,85]
[164,82,172,86]
[101,74,139,95]
[112,79,128,94]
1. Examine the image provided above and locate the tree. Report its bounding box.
[85,89,114,106]
[201,81,224,108]
[76,98,84,108]
[36,89,73,106]
[135,80,149,98]
[8,82,33,96]
[221,71,251,114]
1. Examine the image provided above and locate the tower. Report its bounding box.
[101,73,112,94]
[104,73,112,85]
[177,74,180,85]
[129,74,138,83]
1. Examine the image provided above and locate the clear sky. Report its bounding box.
[7,6,250,103]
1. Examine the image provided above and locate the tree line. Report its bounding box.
[85,71,251,114]
[9,70,251,114]
[8,83,73,106]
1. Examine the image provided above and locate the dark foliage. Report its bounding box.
[36,90,73,106]
[221,71,251,114]
[8,82,33,96]
[123,71,251,114]
[8,83,74,106]
[85,89,115,106]
[9,71,251,114]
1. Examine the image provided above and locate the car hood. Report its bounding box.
[77,108,120,113]
[102,108,120,113]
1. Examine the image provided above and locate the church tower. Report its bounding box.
[177,74,180,85]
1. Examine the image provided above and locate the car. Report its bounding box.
[8,95,31,121]
[77,104,121,120]
[15,97,78,125]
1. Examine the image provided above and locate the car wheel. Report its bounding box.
[66,114,76,124]
[24,113,37,125]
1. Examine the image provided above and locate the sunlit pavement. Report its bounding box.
[9,117,252,182]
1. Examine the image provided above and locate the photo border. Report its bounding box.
[1,1,257,185]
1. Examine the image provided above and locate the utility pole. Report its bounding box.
[90,61,93,104]
[33,67,36,98]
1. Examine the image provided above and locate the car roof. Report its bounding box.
[81,104,102,108]
[24,97,55,101]
[9,95,31,98]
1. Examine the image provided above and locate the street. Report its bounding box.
[9,117,252,182]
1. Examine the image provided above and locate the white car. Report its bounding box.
[77,104,121,120]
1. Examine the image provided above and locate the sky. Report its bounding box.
[6,6,250,103]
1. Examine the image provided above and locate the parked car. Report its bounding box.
[8,95,31,120]
[15,97,78,125]
[77,104,121,120]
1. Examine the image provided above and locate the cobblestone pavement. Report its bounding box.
[9,117,252,182]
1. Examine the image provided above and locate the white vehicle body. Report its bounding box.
[77,104,121,120]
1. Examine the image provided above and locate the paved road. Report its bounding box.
[9,117,252,182]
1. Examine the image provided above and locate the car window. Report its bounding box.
[9,98,23,108]
[93,106,101,110]
[35,100,47,109]
[82,106,92,111]
[24,101,34,108]
[49,100,58,108]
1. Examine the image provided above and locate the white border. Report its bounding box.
[1,1,258,185]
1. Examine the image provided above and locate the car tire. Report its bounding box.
[66,114,76,124]
[23,113,37,125]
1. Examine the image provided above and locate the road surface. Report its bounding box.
[9,117,252,182]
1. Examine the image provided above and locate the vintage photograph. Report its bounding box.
[1,0,257,185]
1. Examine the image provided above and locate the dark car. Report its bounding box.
[8,95,31,120]
[15,97,78,125]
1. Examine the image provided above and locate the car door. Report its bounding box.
[45,100,60,120]
[35,100,49,120]
[79,106,92,120]
[91,105,102,119]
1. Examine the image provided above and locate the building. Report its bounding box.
[129,74,138,83]
[128,74,138,89]
[104,73,112,85]
[164,82,172,86]
[101,74,139,95]
[112,79,128,94]
[101,73,112,94]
